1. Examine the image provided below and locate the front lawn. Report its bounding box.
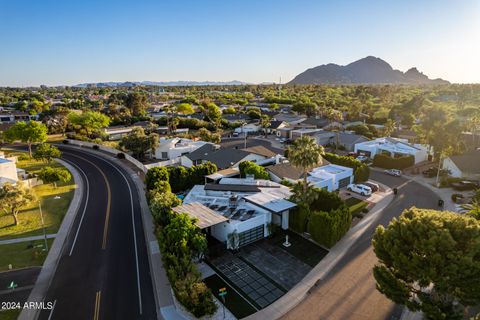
[204,274,257,319]
[0,153,76,240]
[0,239,54,272]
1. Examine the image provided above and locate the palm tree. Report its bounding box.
[461,200,480,220]
[384,119,397,137]
[260,115,271,137]
[287,136,325,197]
[325,108,344,150]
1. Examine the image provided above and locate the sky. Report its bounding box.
[1,0,479,86]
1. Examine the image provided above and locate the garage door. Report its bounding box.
[338,177,350,188]
[238,225,264,247]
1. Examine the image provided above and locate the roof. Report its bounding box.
[206,168,240,180]
[244,192,297,213]
[269,120,286,129]
[449,150,480,174]
[273,114,307,123]
[204,183,261,192]
[188,147,251,169]
[266,159,331,180]
[172,202,228,229]
[242,145,278,158]
[266,162,305,180]
[338,132,370,145]
[302,117,329,128]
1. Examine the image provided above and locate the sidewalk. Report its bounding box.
[245,183,394,320]
[0,234,57,246]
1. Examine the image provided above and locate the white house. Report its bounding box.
[354,137,429,164]
[0,152,18,186]
[442,150,480,180]
[267,161,353,191]
[179,177,296,248]
[154,138,211,160]
[234,123,261,134]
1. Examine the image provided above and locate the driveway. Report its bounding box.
[280,171,439,320]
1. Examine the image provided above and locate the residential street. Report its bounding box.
[36,148,157,320]
[282,171,440,320]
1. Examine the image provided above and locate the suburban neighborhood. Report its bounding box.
[1,1,480,320]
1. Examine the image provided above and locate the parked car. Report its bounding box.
[451,181,479,191]
[232,132,239,137]
[363,181,380,192]
[384,169,402,177]
[347,183,372,196]
[422,167,450,178]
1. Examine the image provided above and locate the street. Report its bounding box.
[282,171,440,320]
[37,147,157,320]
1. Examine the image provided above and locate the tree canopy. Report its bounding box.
[373,208,480,320]
[4,121,48,156]
[33,143,61,163]
[0,183,35,226]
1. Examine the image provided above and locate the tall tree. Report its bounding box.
[125,92,148,117]
[287,136,325,196]
[325,108,344,150]
[0,183,35,226]
[38,166,72,188]
[4,121,48,157]
[260,114,271,137]
[373,208,480,320]
[33,143,61,163]
[383,119,396,137]
[68,111,110,138]
[120,127,159,160]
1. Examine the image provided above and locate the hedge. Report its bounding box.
[308,205,352,248]
[323,152,370,182]
[146,162,217,193]
[289,204,309,233]
[372,153,414,169]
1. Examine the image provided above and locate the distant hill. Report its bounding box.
[74,80,248,87]
[289,56,449,85]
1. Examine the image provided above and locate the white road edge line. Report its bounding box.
[72,150,143,315]
[62,158,90,257]
[47,299,57,320]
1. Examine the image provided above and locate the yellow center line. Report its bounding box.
[93,290,101,320]
[66,153,112,250]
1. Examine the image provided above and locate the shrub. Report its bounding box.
[117,152,125,159]
[145,166,169,190]
[308,205,351,248]
[17,153,31,161]
[289,204,309,233]
[239,161,269,180]
[372,154,414,169]
[354,164,370,183]
[309,187,344,212]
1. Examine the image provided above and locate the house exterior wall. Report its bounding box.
[0,160,18,182]
[442,157,462,178]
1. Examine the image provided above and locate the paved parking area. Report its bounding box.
[211,255,286,308]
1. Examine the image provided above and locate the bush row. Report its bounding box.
[372,153,414,169]
[145,162,217,193]
[323,152,370,182]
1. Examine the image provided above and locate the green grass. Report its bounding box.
[345,197,363,207]
[0,239,54,272]
[0,308,22,320]
[0,152,76,240]
[267,231,328,267]
[204,274,257,319]
[347,197,369,217]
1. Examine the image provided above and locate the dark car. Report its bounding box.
[451,181,479,191]
[422,167,450,178]
[363,181,380,192]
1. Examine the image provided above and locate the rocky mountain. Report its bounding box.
[289,56,449,85]
[74,80,248,87]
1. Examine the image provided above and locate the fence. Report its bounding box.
[65,139,148,173]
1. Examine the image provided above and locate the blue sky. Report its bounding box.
[1,0,479,86]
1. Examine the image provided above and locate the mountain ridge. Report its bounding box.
[74,80,249,87]
[289,56,449,85]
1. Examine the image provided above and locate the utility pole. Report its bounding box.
[39,201,49,251]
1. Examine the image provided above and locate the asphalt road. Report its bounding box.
[37,148,156,320]
[283,171,441,320]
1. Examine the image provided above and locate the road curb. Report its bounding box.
[245,188,394,320]
[19,158,84,320]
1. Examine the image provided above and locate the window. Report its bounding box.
[161,152,168,159]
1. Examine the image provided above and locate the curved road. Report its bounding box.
[282,171,440,320]
[38,147,156,320]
